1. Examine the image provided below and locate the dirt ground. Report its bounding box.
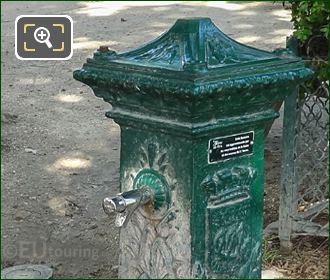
[1,1,328,279]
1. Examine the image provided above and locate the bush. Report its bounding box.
[286,0,329,82]
[290,0,328,42]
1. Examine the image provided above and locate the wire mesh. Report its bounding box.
[292,81,329,237]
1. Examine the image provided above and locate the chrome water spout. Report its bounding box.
[102,188,153,227]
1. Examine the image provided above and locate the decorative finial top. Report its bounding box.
[95,18,277,71]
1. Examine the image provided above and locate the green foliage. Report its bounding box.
[288,0,329,82]
[290,1,329,41]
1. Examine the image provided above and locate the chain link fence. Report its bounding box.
[265,79,329,248]
[290,82,328,235]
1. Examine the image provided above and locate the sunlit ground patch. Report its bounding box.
[55,94,83,103]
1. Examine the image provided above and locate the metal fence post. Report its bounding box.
[278,88,300,251]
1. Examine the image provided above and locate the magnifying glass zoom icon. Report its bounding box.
[34,27,53,49]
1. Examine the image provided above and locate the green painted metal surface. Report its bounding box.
[74,18,313,279]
